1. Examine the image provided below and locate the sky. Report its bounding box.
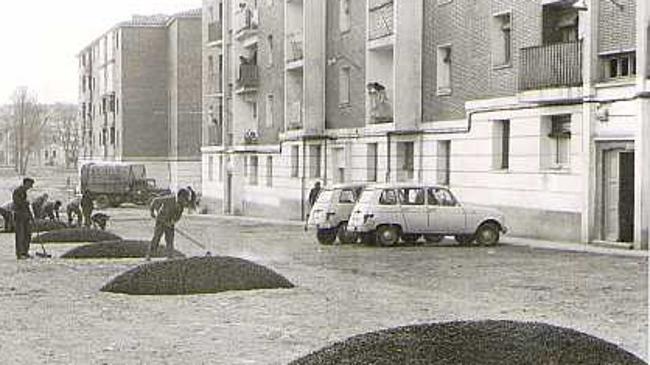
[0,0,201,105]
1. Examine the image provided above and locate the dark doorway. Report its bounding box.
[618,152,635,242]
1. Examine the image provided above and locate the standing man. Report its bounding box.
[308,181,322,208]
[146,189,191,261]
[80,190,93,227]
[13,178,34,259]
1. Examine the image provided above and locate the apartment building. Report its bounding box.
[201,0,648,249]
[78,10,203,189]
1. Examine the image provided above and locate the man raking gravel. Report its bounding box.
[145,189,191,261]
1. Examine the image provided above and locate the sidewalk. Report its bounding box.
[189,213,649,258]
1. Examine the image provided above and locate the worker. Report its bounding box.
[43,200,62,221]
[91,212,110,230]
[31,193,49,220]
[80,190,94,227]
[186,185,198,211]
[0,201,14,232]
[145,189,191,261]
[66,197,82,226]
[13,177,35,259]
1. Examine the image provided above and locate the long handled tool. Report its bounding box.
[33,228,52,259]
[175,226,212,256]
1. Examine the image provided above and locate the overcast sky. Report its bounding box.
[0,0,201,105]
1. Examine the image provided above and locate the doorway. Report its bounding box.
[601,149,635,243]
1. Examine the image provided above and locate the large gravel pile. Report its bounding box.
[60,240,185,259]
[100,256,295,295]
[289,320,646,365]
[32,227,122,243]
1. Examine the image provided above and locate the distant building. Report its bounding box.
[77,9,203,190]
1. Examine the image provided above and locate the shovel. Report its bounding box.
[33,228,52,259]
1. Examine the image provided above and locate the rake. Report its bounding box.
[175,226,212,257]
[33,229,52,258]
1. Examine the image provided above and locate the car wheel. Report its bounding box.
[455,234,475,246]
[337,222,358,244]
[400,233,420,244]
[376,225,400,246]
[475,223,500,246]
[316,229,337,245]
[424,234,444,243]
[360,232,376,245]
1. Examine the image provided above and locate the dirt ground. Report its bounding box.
[0,204,646,364]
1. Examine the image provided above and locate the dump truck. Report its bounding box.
[79,162,170,207]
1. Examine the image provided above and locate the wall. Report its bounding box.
[598,0,636,53]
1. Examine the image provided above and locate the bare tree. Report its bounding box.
[51,104,80,169]
[11,87,48,175]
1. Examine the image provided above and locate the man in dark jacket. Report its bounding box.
[80,190,93,227]
[145,189,191,260]
[13,178,34,259]
[308,181,322,208]
[43,200,62,221]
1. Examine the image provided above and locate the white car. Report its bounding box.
[307,183,367,245]
[348,183,508,246]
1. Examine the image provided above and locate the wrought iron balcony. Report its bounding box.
[368,0,393,41]
[518,41,582,91]
[236,64,259,91]
[208,21,222,43]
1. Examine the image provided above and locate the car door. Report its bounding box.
[398,187,427,233]
[337,188,357,223]
[427,187,466,234]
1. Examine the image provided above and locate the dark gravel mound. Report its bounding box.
[289,320,646,365]
[100,256,295,295]
[60,240,185,259]
[32,227,122,243]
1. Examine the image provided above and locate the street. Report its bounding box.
[0,206,646,364]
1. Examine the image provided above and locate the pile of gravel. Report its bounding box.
[60,240,185,259]
[289,320,645,365]
[32,227,122,243]
[101,256,295,295]
[33,219,70,232]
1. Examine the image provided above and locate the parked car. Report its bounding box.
[348,183,508,246]
[307,183,367,245]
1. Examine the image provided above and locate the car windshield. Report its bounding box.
[316,190,333,204]
[357,189,375,204]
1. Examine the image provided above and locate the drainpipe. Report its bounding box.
[385,132,391,182]
[323,138,328,186]
[301,137,306,221]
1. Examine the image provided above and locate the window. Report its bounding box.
[250,156,258,185]
[309,145,321,178]
[398,188,425,206]
[291,145,299,178]
[339,189,356,204]
[266,94,274,127]
[252,102,258,121]
[492,13,511,67]
[243,156,248,177]
[367,143,378,182]
[208,56,215,77]
[428,187,457,207]
[267,35,273,66]
[339,0,351,33]
[333,147,345,183]
[397,141,414,182]
[436,45,452,95]
[437,140,451,185]
[218,156,224,181]
[110,127,115,145]
[602,52,636,80]
[542,114,571,169]
[339,66,351,105]
[208,156,214,181]
[266,156,273,187]
[379,189,397,205]
[208,6,214,22]
[492,120,510,170]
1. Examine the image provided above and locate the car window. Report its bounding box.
[339,189,356,204]
[379,189,397,205]
[358,189,375,204]
[428,188,456,207]
[316,190,333,204]
[398,188,424,206]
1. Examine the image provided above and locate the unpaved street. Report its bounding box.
[0,207,647,364]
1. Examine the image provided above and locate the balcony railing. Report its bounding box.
[519,41,582,91]
[236,64,259,90]
[235,8,258,34]
[287,101,303,129]
[286,33,304,62]
[208,21,222,43]
[368,0,393,41]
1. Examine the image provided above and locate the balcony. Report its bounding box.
[234,7,259,40]
[368,0,393,41]
[287,101,303,130]
[207,21,222,44]
[236,64,259,93]
[518,41,582,91]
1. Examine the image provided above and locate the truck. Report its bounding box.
[79,162,170,208]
